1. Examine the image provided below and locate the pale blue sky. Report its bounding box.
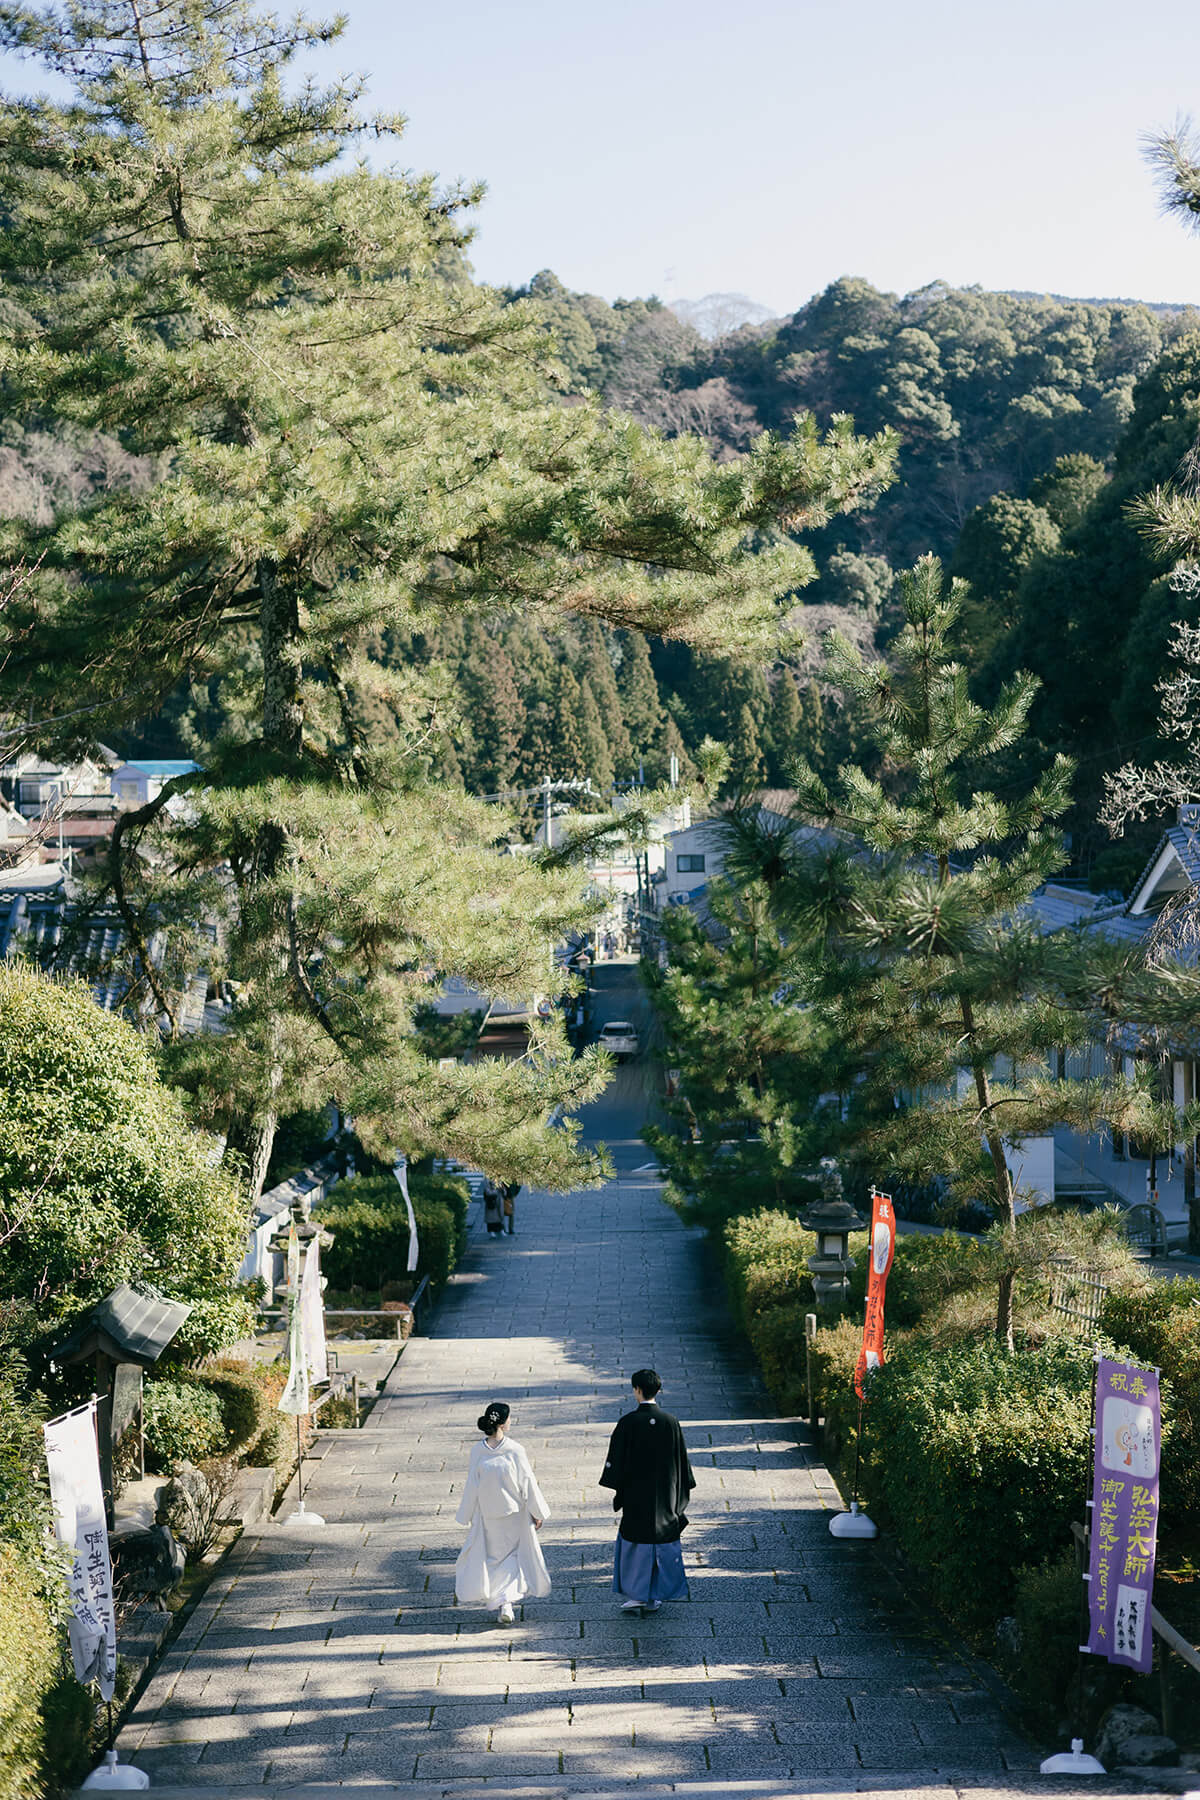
[6,0,1200,313]
[319,0,1200,311]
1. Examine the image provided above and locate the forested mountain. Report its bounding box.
[6,267,1200,876]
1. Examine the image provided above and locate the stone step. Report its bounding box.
[69,1781,1162,1800]
[72,1782,915,1800]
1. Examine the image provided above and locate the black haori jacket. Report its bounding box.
[599,1402,696,1543]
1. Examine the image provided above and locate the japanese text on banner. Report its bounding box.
[43,1402,117,1701]
[1085,1358,1161,1673]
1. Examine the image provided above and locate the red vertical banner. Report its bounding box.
[854,1188,895,1400]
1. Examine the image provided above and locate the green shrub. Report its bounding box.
[319,1175,461,1292]
[809,1316,872,1461]
[39,1668,96,1797]
[722,1209,815,1329]
[412,1170,469,1262]
[1101,1275,1200,1516]
[169,1287,258,1362]
[0,1543,60,1800]
[1006,1551,1086,1732]
[143,1376,226,1470]
[195,1361,273,1456]
[862,1334,1099,1637]
[878,1232,995,1329]
[410,1197,455,1289]
[0,965,248,1334]
[746,1304,812,1415]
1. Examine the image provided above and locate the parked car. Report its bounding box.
[597,1020,639,1061]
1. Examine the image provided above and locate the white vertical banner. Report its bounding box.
[278,1224,310,1416]
[43,1402,117,1700]
[299,1234,328,1385]
[394,1156,419,1273]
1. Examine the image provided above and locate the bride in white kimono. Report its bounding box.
[455,1401,551,1623]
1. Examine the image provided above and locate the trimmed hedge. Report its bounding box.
[722,1209,815,1330]
[319,1172,468,1293]
[1101,1275,1200,1516]
[1006,1551,1086,1731]
[195,1361,274,1457]
[0,1542,58,1800]
[143,1377,226,1470]
[0,1335,91,1799]
[859,1335,1099,1635]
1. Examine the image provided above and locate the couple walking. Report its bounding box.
[454,1368,694,1623]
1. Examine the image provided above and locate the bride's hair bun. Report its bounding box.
[477,1400,510,1434]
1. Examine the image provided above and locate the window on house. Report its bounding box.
[676,854,706,873]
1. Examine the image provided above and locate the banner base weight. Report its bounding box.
[282,1501,325,1529]
[81,1750,150,1789]
[829,1500,877,1538]
[1039,1739,1106,1775]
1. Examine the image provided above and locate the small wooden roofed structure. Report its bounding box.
[47,1284,191,1517]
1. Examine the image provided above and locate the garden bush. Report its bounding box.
[0,965,248,1342]
[861,1334,1100,1636]
[0,1333,91,1800]
[319,1174,464,1292]
[1101,1275,1200,1517]
[746,1304,812,1416]
[194,1361,273,1458]
[143,1376,226,1470]
[414,1169,470,1262]
[722,1209,815,1329]
[1005,1550,1087,1732]
[0,1543,70,1800]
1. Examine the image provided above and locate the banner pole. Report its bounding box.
[850,1390,865,1509]
[1039,1349,1105,1775]
[44,1395,101,1430]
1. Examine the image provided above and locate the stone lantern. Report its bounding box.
[800,1159,867,1311]
[267,1190,334,1277]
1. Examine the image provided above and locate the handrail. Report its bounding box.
[259,1305,415,1341]
[1071,1521,1200,1677]
[409,1276,431,1337]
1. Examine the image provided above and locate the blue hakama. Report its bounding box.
[612,1534,688,1604]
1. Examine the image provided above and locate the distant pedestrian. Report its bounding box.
[455,1402,550,1625]
[502,1180,520,1235]
[599,1368,694,1616]
[483,1182,504,1236]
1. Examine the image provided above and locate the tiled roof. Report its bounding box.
[0,886,214,1028]
[1127,825,1200,910]
[47,1283,191,1368]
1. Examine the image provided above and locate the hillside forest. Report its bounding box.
[6,271,1200,886]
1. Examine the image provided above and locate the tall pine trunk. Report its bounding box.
[961,994,1017,1350]
[221,558,302,1203]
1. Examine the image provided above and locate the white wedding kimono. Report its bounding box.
[454,1435,551,1608]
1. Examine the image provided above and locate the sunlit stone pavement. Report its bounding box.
[112,1157,1155,1798]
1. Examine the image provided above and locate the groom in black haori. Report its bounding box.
[599,1367,695,1614]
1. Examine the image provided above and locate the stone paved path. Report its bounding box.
[111,1156,1155,1799]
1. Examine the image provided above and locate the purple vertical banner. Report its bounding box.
[1085,1358,1161,1673]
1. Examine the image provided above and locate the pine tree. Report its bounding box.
[616,634,666,774]
[461,637,524,794]
[654,714,697,788]
[645,861,837,1230]
[728,703,765,790]
[581,623,634,779]
[577,679,614,793]
[786,556,1199,1345]
[767,668,803,780]
[0,0,894,1196]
